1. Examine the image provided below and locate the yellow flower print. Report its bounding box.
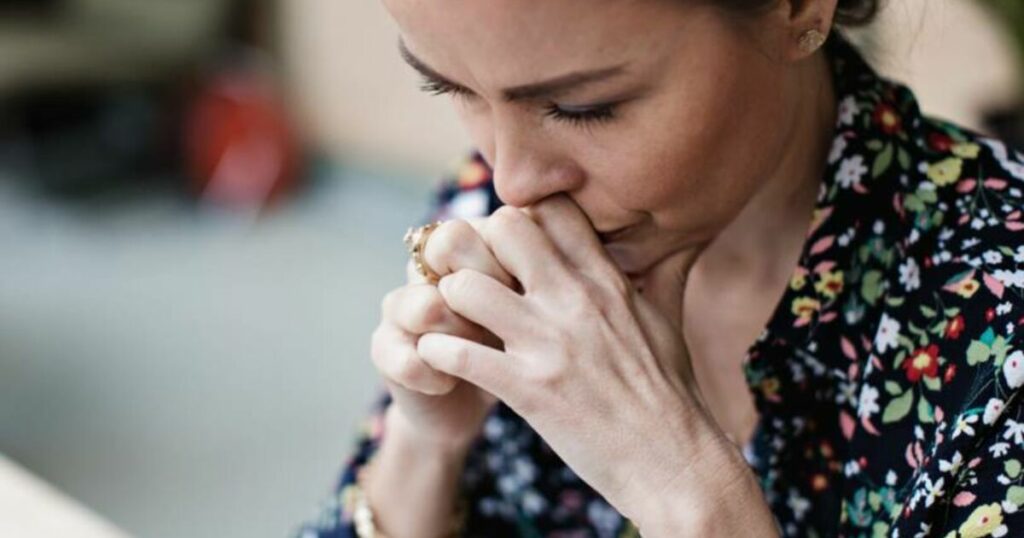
[814,270,845,300]
[958,503,1006,538]
[951,142,981,159]
[761,377,781,399]
[792,296,821,324]
[790,272,807,290]
[927,157,963,187]
[957,278,980,299]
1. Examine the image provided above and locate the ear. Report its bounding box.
[772,0,840,62]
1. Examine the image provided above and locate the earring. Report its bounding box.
[798,28,827,54]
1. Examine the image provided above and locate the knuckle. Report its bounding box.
[409,288,448,333]
[380,288,400,319]
[369,325,389,367]
[427,220,463,258]
[525,359,568,391]
[392,346,427,387]
[600,269,633,300]
[489,206,524,233]
[450,344,472,378]
[442,268,474,297]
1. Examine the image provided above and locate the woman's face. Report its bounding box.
[381,0,808,275]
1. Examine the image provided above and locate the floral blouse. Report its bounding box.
[294,29,1024,538]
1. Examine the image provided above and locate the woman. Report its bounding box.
[297,0,1024,536]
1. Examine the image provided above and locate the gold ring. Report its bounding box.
[403,221,444,285]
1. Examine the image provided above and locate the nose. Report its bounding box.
[484,120,583,208]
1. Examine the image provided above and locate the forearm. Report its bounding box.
[362,404,471,538]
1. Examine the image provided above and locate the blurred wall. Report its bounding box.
[279,0,471,177]
[861,0,1020,134]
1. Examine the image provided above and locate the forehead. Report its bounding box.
[381,0,702,86]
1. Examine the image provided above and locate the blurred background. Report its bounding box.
[0,0,1022,537]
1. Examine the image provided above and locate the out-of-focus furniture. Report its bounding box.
[0,454,130,538]
[0,0,231,96]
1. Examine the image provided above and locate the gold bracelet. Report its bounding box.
[348,452,469,538]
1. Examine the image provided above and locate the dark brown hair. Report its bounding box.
[716,0,883,27]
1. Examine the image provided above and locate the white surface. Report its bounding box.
[0,454,129,538]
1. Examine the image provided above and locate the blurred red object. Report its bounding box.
[183,58,302,210]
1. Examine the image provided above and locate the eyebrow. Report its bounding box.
[398,38,628,102]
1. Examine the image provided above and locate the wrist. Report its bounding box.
[384,404,475,462]
[630,431,778,537]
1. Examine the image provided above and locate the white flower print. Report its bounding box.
[923,475,945,507]
[1004,351,1024,388]
[1004,419,1024,446]
[874,313,901,354]
[828,136,848,165]
[993,269,1024,289]
[837,95,859,125]
[899,258,921,292]
[787,489,811,521]
[587,499,622,537]
[858,385,880,418]
[952,413,979,439]
[837,155,869,189]
[985,398,1007,425]
[938,451,963,475]
[991,442,1011,457]
[984,250,1005,264]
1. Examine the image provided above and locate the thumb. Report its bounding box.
[636,246,705,330]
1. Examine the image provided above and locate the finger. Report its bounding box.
[417,331,521,406]
[481,206,571,294]
[521,194,611,273]
[437,269,536,344]
[637,247,704,329]
[423,218,517,289]
[382,284,500,347]
[371,321,460,395]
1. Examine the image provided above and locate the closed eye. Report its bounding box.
[419,78,619,129]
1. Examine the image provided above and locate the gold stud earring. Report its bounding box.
[798,28,827,54]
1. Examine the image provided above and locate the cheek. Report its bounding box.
[591,69,790,232]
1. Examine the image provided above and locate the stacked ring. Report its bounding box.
[403,221,444,285]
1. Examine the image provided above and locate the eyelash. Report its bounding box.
[419,80,618,129]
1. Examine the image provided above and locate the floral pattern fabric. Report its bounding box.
[294,29,1024,538]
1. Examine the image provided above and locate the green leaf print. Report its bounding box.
[884,381,903,396]
[868,491,882,511]
[993,336,1011,367]
[917,396,934,423]
[883,389,914,423]
[923,375,941,392]
[861,270,884,306]
[872,142,894,178]
[904,195,924,212]
[1006,459,1022,479]
[1008,486,1024,507]
[967,340,992,366]
[897,146,911,170]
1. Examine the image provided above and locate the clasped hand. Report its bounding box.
[416,193,715,519]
